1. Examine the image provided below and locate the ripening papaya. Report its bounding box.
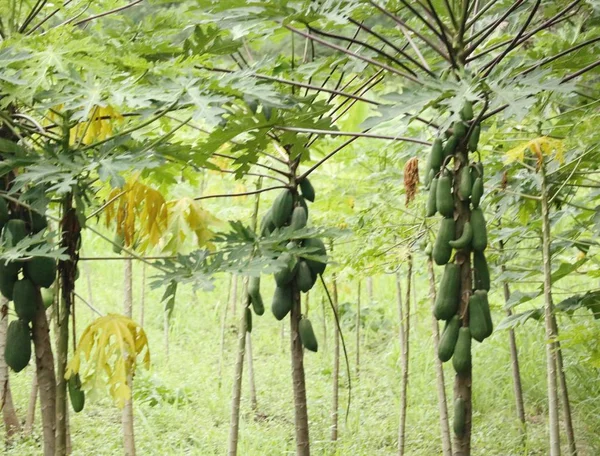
[475,290,494,339]
[449,222,472,250]
[453,120,467,139]
[471,208,488,252]
[426,178,438,217]
[299,318,318,352]
[5,319,31,373]
[434,263,460,320]
[271,285,293,320]
[296,260,316,293]
[468,124,481,152]
[271,190,294,227]
[302,237,327,276]
[469,293,490,343]
[443,136,458,157]
[245,307,253,333]
[3,219,28,247]
[68,374,86,413]
[430,138,444,169]
[436,174,454,218]
[274,252,297,286]
[452,327,472,375]
[290,206,308,231]
[0,261,19,300]
[458,167,472,201]
[454,398,466,437]
[433,218,455,266]
[460,101,474,121]
[473,251,490,291]
[471,177,483,209]
[41,288,55,309]
[13,279,37,322]
[299,178,315,203]
[260,210,276,237]
[24,256,57,288]
[438,315,460,362]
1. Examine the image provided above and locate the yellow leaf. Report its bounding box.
[70,105,123,146]
[504,137,565,165]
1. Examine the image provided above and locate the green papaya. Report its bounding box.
[469,293,490,342]
[5,319,31,373]
[13,279,37,322]
[30,211,48,234]
[470,208,488,252]
[299,318,318,352]
[434,263,460,320]
[0,261,19,300]
[302,238,327,276]
[41,288,55,309]
[458,167,472,201]
[433,218,455,266]
[248,277,264,315]
[3,219,28,247]
[473,251,490,291]
[443,136,458,157]
[271,285,293,320]
[449,222,472,250]
[424,242,433,257]
[468,124,481,152]
[296,261,316,293]
[260,210,276,237]
[24,256,57,288]
[438,315,460,362]
[475,290,493,339]
[271,190,294,228]
[298,196,309,218]
[424,167,435,190]
[471,177,483,209]
[68,374,86,413]
[436,174,454,218]
[112,232,124,254]
[299,178,315,203]
[430,138,444,169]
[290,206,308,231]
[460,101,474,121]
[426,177,438,217]
[274,252,297,286]
[453,120,467,139]
[452,327,472,375]
[454,398,466,437]
[245,307,253,332]
[470,162,484,180]
[0,198,9,227]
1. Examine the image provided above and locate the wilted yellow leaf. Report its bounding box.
[504,137,564,165]
[162,197,217,253]
[71,106,123,145]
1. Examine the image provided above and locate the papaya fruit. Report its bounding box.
[443,135,458,157]
[454,398,466,437]
[3,219,28,247]
[452,327,472,375]
[5,319,31,373]
[271,285,293,320]
[449,222,472,250]
[426,177,438,217]
[248,277,264,315]
[298,195,309,218]
[112,232,124,254]
[460,101,474,121]
[68,374,86,413]
[424,167,435,190]
[470,162,484,180]
[24,256,57,288]
[471,177,483,209]
[296,260,316,293]
[299,318,318,352]
[468,124,480,152]
[469,293,490,342]
[13,279,37,322]
[453,120,467,139]
[30,211,48,234]
[470,208,488,252]
[271,190,294,228]
[424,242,433,257]
[434,263,460,320]
[0,198,9,227]
[302,237,327,276]
[260,210,276,237]
[458,167,472,201]
[436,174,454,218]
[473,251,490,291]
[274,252,297,286]
[299,178,315,203]
[438,315,460,362]
[475,290,493,339]
[0,261,19,300]
[290,206,307,231]
[41,287,55,309]
[430,138,444,169]
[433,218,455,266]
[245,307,253,332]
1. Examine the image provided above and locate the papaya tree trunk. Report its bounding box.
[355,281,361,379]
[330,271,339,443]
[427,257,452,456]
[0,298,21,442]
[122,257,136,456]
[398,255,412,456]
[367,276,373,303]
[231,275,238,318]
[540,163,561,456]
[320,295,327,354]
[24,374,38,436]
[218,275,233,390]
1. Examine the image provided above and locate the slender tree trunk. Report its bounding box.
[540,163,561,456]
[397,255,412,455]
[367,276,374,303]
[291,282,310,456]
[0,299,21,441]
[330,272,339,442]
[321,295,327,354]
[246,333,258,411]
[122,257,136,456]
[218,275,233,390]
[231,275,238,318]
[356,281,361,379]
[140,263,146,328]
[427,258,452,456]
[55,289,70,455]
[31,290,56,456]
[24,374,38,436]
[499,240,526,428]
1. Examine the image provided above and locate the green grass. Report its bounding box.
[4,244,600,455]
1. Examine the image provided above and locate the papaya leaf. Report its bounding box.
[503,290,540,310]
[497,308,543,330]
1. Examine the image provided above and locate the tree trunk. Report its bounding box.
[320,295,327,354]
[427,258,452,456]
[218,275,233,390]
[140,263,146,328]
[397,255,412,456]
[122,257,136,456]
[356,281,361,379]
[291,282,310,456]
[330,272,339,443]
[231,275,238,318]
[367,276,374,303]
[540,163,561,456]
[31,290,56,456]
[0,299,21,442]
[55,288,70,455]
[246,333,258,411]
[24,374,38,436]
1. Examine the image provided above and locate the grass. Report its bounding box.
[4,238,600,455]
